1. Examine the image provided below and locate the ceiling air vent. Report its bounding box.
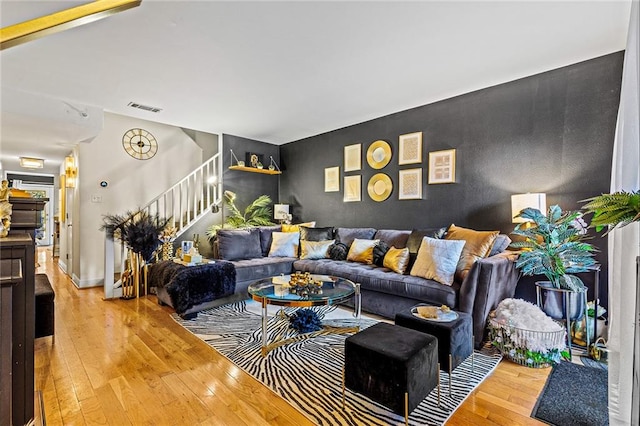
[127,102,162,113]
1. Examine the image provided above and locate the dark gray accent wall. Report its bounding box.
[279,52,624,306]
[221,133,281,219]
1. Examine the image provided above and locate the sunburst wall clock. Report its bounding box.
[122,128,158,160]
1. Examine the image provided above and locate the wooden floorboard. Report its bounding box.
[34,247,549,425]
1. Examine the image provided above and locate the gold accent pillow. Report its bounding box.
[268,232,300,257]
[383,246,410,274]
[445,224,499,282]
[300,239,335,260]
[281,222,316,233]
[410,237,466,285]
[347,238,379,264]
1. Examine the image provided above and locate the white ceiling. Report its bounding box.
[0,0,632,173]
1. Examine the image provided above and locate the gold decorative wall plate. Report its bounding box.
[367,173,393,202]
[366,140,392,169]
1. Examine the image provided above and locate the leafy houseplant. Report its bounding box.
[581,190,640,235]
[511,205,597,292]
[206,191,275,240]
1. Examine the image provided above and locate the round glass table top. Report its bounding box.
[248,274,356,307]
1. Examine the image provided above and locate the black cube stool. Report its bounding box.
[395,305,473,395]
[344,322,439,425]
[35,273,55,341]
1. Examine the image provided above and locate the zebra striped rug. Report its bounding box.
[173,301,501,426]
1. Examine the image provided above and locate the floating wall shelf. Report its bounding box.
[228,165,281,175]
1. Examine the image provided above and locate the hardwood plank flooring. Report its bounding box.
[34,247,550,425]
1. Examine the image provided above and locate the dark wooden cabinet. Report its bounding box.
[8,197,48,241]
[0,235,35,426]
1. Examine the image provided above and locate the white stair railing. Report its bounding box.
[104,153,222,299]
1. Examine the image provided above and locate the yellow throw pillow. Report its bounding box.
[445,224,499,282]
[347,238,379,264]
[281,221,316,233]
[268,232,300,257]
[383,246,410,274]
[300,239,335,260]
[410,237,466,285]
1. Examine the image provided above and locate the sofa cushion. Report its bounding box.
[217,228,262,260]
[300,226,334,241]
[231,257,297,284]
[373,229,411,249]
[406,227,449,271]
[292,259,458,307]
[445,224,499,282]
[336,227,377,246]
[329,242,349,261]
[373,241,390,266]
[383,247,410,274]
[489,234,512,257]
[300,239,335,260]
[410,237,465,286]
[347,238,380,264]
[282,222,316,233]
[259,225,282,256]
[269,232,300,257]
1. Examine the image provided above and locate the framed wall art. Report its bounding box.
[324,166,340,192]
[428,149,456,184]
[344,143,362,172]
[343,175,361,202]
[398,132,422,165]
[398,168,422,200]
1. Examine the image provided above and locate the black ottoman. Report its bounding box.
[35,273,55,340]
[395,305,473,394]
[344,322,439,423]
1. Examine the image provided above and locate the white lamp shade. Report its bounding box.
[511,193,546,223]
[274,204,290,220]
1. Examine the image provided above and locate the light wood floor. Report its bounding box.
[35,247,550,425]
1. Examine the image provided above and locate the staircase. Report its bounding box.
[103,153,222,299]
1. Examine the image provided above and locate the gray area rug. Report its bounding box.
[173,300,502,426]
[532,361,608,426]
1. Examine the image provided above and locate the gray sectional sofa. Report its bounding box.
[214,225,520,348]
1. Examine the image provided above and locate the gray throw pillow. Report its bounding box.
[335,227,377,246]
[300,226,334,241]
[489,234,512,256]
[217,228,262,260]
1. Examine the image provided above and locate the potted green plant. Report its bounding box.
[581,190,640,234]
[511,205,598,320]
[206,191,275,240]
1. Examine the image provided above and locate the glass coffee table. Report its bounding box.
[248,274,361,356]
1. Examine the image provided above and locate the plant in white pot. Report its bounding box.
[511,205,598,320]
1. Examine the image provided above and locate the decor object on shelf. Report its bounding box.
[488,298,569,368]
[324,166,340,192]
[246,152,264,168]
[343,175,361,202]
[428,149,456,184]
[122,128,158,160]
[511,193,546,223]
[366,140,392,169]
[511,205,597,292]
[344,143,362,172]
[398,168,422,200]
[398,132,422,165]
[581,189,640,235]
[367,173,392,202]
[0,180,11,237]
[206,191,275,240]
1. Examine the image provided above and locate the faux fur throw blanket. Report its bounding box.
[148,260,236,314]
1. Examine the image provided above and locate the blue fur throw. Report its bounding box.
[289,309,322,333]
